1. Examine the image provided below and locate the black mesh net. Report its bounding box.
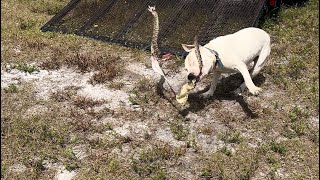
[41,0,266,56]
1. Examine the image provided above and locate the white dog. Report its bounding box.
[182,27,271,97]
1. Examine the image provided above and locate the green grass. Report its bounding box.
[1,0,319,179]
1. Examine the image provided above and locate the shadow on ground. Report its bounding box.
[170,73,267,118]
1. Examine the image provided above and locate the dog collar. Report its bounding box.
[205,47,224,69]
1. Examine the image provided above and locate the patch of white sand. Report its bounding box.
[1,66,132,110]
[77,84,130,109]
[72,145,88,160]
[8,164,27,173]
[55,166,77,180]
[156,128,185,147]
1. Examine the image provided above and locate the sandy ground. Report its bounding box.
[2,61,318,179]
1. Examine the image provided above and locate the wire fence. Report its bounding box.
[41,0,266,56]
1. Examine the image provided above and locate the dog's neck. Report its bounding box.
[198,46,219,75]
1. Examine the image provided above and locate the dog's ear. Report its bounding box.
[181,44,195,52]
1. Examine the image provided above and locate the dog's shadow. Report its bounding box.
[178,73,266,118]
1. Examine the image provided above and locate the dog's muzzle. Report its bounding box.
[187,73,201,83]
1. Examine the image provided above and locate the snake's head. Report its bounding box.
[147,6,156,14]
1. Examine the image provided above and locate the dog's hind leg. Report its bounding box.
[234,62,262,95]
[234,40,271,95]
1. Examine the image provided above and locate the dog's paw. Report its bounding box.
[249,86,262,95]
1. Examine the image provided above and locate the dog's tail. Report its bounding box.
[257,36,271,68]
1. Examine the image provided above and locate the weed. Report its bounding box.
[266,154,281,180]
[65,162,80,171]
[1,163,7,178]
[30,158,46,179]
[291,121,308,136]
[220,146,232,156]
[169,118,189,141]
[40,58,62,70]
[64,147,76,160]
[239,168,251,180]
[19,18,36,30]
[89,66,118,85]
[93,123,113,133]
[87,107,114,120]
[26,38,48,51]
[199,126,214,135]
[308,129,319,144]
[15,63,39,73]
[200,169,213,179]
[129,78,160,107]
[286,106,310,136]
[108,159,120,174]
[72,96,104,109]
[135,78,154,92]
[282,125,297,139]
[203,145,260,180]
[186,134,199,152]
[108,81,125,90]
[50,86,80,102]
[287,57,307,79]
[288,106,303,122]
[2,83,18,93]
[131,144,180,178]
[69,114,93,132]
[151,168,166,180]
[270,141,287,155]
[218,131,243,144]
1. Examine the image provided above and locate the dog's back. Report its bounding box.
[206,27,271,64]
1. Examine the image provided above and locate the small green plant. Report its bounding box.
[239,168,251,180]
[288,106,302,122]
[3,84,18,93]
[19,18,36,30]
[131,144,178,177]
[270,141,287,155]
[220,146,232,156]
[1,163,7,178]
[266,154,279,166]
[65,162,79,171]
[151,168,166,180]
[108,159,119,174]
[291,121,308,136]
[218,131,243,144]
[186,134,199,152]
[30,158,46,179]
[266,155,280,180]
[200,169,213,178]
[16,63,39,73]
[169,119,189,141]
[64,147,76,160]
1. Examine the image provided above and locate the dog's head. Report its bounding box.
[182,36,203,83]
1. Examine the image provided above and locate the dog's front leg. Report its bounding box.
[234,63,261,95]
[201,71,221,98]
